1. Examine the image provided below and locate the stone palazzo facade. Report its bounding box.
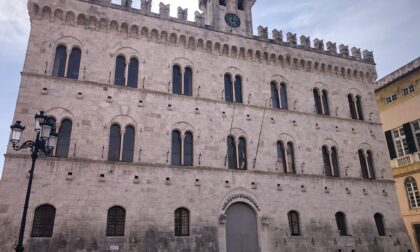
[0,0,413,251]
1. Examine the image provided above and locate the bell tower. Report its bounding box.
[199,0,256,37]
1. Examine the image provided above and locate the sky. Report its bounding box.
[0,0,419,177]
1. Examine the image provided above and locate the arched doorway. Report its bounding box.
[226,202,259,252]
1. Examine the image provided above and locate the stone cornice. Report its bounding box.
[375,57,420,91]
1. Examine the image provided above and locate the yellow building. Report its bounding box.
[375,57,420,251]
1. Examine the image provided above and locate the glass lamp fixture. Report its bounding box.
[10,121,25,144]
[40,118,53,140]
[34,111,45,132]
[47,130,58,150]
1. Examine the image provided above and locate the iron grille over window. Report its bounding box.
[175,208,190,236]
[31,205,56,237]
[287,211,300,236]
[335,212,348,236]
[106,206,126,237]
[374,213,386,236]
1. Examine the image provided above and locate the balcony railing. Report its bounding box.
[391,152,420,168]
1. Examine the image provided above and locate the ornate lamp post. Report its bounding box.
[10,111,57,252]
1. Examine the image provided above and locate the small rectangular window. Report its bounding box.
[385,93,397,104]
[403,85,415,96]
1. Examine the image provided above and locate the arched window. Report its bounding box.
[374,213,386,236]
[322,146,332,177]
[174,208,190,236]
[52,45,67,77]
[331,147,340,177]
[224,73,233,102]
[171,130,182,165]
[358,149,367,179]
[114,56,126,86]
[172,65,182,95]
[219,0,226,6]
[356,95,364,120]
[238,0,245,10]
[55,119,72,158]
[405,177,420,208]
[227,135,237,169]
[276,141,287,173]
[348,94,357,119]
[286,142,296,174]
[184,131,193,166]
[287,211,300,236]
[184,67,193,96]
[321,90,330,115]
[127,57,139,88]
[66,47,81,79]
[31,205,56,237]
[280,83,288,109]
[366,150,376,179]
[234,75,243,103]
[238,137,247,170]
[122,126,135,162]
[313,89,322,114]
[108,124,121,161]
[106,206,126,237]
[335,212,348,236]
[271,82,280,109]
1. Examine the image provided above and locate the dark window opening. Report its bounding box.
[106,206,126,237]
[286,142,296,174]
[219,0,226,6]
[184,131,193,166]
[358,149,369,179]
[127,57,139,88]
[280,83,288,109]
[171,130,182,165]
[356,95,364,120]
[321,90,330,115]
[175,208,190,236]
[224,74,233,102]
[52,45,67,77]
[348,94,357,119]
[238,0,245,10]
[313,89,322,114]
[114,56,126,86]
[271,82,280,109]
[331,147,340,177]
[227,136,237,169]
[122,126,135,162]
[184,67,193,96]
[234,75,243,103]
[31,205,56,237]
[238,137,247,170]
[277,141,287,173]
[108,124,121,161]
[366,150,376,179]
[56,119,72,158]
[172,65,182,95]
[288,211,300,236]
[66,47,81,79]
[322,145,332,176]
[374,213,386,236]
[335,212,348,236]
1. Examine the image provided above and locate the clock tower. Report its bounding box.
[199,0,256,37]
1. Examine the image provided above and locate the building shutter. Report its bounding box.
[384,131,397,159]
[403,123,417,153]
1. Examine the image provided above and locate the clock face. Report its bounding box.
[225,13,241,28]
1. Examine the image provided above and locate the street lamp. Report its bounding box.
[9,111,57,252]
